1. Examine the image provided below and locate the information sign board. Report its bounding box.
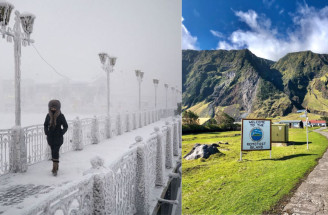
[242,119,271,151]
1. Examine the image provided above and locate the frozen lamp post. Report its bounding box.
[99,52,117,138]
[135,70,144,111]
[164,83,168,109]
[0,2,35,126]
[0,1,35,173]
[98,53,116,117]
[153,78,159,109]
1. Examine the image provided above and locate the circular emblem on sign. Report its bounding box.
[250,128,263,142]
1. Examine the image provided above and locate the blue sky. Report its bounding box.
[182,0,328,61]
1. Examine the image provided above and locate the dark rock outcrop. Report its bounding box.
[184,143,221,160]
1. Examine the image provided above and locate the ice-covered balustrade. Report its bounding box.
[23,116,182,215]
[0,108,175,176]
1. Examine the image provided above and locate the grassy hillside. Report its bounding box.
[182,129,328,214]
[183,50,328,119]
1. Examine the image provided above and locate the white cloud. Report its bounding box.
[182,17,199,50]
[210,30,224,38]
[215,5,328,61]
[279,9,284,14]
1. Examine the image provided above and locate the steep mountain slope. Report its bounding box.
[182,49,328,119]
[272,51,328,109]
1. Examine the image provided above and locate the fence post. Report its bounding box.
[9,126,27,173]
[73,117,83,150]
[144,111,147,126]
[117,114,122,135]
[126,112,131,132]
[135,136,149,215]
[165,121,173,169]
[133,112,137,130]
[91,116,100,144]
[147,110,151,125]
[139,111,142,128]
[105,116,111,139]
[172,118,179,156]
[154,127,164,187]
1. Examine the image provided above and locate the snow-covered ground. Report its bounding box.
[0,117,179,214]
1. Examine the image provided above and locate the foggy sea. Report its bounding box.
[0,112,93,130]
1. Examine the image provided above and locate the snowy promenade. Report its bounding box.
[0,117,181,214]
[283,128,328,214]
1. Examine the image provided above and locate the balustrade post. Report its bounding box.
[172,119,179,156]
[154,127,164,187]
[73,117,83,150]
[133,112,137,130]
[93,170,115,214]
[126,112,131,132]
[91,116,100,144]
[9,126,27,173]
[165,121,173,169]
[105,116,111,139]
[139,111,142,128]
[117,114,122,135]
[143,111,147,126]
[135,136,149,215]
[148,111,151,125]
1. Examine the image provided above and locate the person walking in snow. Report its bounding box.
[44,100,68,176]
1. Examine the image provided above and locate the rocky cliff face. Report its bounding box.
[183,49,328,119]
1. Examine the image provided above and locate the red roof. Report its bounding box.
[302,120,326,124]
[309,120,325,123]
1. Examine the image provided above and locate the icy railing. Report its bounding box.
[23,116,181,215]
[24,174,95,215]
[0,129,11,175]
[81,118,93,146]
[0,108,175,176]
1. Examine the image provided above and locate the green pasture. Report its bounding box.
[182,128,328,215]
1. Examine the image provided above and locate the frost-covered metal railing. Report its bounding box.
[0,129,11,175]
[24,174,95,215]
[24,125,48,165]
[0,108,176,176]
[23,115,181,215]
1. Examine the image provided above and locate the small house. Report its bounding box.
[278,120,303,128]
[302,120,326,127]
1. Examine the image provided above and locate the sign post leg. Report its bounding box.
[270,150,272,159]
[306,116,309,150]
[240,151,242,161]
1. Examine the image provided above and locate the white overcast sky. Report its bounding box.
[0,0,181,88]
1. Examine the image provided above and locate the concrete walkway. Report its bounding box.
[283,128,328,215]
[0,118,172,215]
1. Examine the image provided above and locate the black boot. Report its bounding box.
[51,162,56,174]
[52,159,59,176]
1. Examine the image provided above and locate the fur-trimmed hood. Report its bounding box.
[48,100,61,111]
[48,100,61,127]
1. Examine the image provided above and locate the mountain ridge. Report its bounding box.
[182,49,328,119]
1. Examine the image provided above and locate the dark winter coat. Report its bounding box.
[44,113,68,146]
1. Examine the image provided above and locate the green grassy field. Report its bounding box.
[182,128,328,215]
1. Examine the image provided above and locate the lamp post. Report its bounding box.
[98,53,116,118]
[153,78,159,109]
[164,83,168,109]
[135,70,144,111]
[0,2,35,126]
[99,53,116,138]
